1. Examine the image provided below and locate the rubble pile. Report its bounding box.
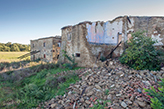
[39,59,164,109]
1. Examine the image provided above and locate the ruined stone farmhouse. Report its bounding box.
[30,36,61,62]
[58,16,164,67]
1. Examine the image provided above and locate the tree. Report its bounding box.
[0,42,30,52]
[5,42,12,47]
[4,46,10,51]
[119,31,161,71]
[19,45,26,51]
[0,45,3,51]
[10,44,20,51]
[25,45,31,51]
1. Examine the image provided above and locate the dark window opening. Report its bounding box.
[57,55,59,59]
[75,53,80,57]
[43,42,45,47]
[44,54,46,58]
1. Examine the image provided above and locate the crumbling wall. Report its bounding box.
[52,37,61,62]
[31,37,54,62]
[59,16,164,67]
[59,17,128,67]
[86,17,125,58]
[86,18,123,45]
[58,26,72,63]
[58,24,98,67]
[131,16,164,46]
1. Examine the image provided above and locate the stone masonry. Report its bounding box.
[59,16,164,67]
[30,36,61,62]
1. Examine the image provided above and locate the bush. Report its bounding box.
[119,31,161,71]
[144,78,164,109]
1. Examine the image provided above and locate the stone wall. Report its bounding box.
[131,16,164,46]
[52,37,61,62]
[58,16,127,67]
[31,36,61,62]
[59,16,164,67]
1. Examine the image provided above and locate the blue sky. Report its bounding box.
[0,0,164,44]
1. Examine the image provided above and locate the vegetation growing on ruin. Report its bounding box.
[90,99,111,109]
[119,31,163,71]
[144,78,164,109]
[62,50,77,69]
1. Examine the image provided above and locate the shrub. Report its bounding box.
[144,78,164,109]
[119,31,161,71]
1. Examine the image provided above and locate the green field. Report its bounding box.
[0,52,30,62]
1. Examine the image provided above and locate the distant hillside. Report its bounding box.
[0,42,30,52]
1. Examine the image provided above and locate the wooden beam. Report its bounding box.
[105,41,122,59]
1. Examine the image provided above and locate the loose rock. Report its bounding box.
[39,59,162,109]
[121,101,128,108]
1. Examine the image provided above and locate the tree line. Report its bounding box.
[0,42,30,52]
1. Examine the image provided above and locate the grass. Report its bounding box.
[105,89,109,95]
[0,51,39,72]
[0,52,82,108]
[0,63,81,109]
[0,52,30,62]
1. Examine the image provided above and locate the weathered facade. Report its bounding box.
[59,16,164,67]
[30,36,61,62]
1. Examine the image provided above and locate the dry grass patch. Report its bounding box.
[0,52,30,62]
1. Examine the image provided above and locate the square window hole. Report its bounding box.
[75,53,80,57]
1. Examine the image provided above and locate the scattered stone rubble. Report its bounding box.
[38,59,164,109]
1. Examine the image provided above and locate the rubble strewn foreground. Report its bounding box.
[38,59,164,109]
